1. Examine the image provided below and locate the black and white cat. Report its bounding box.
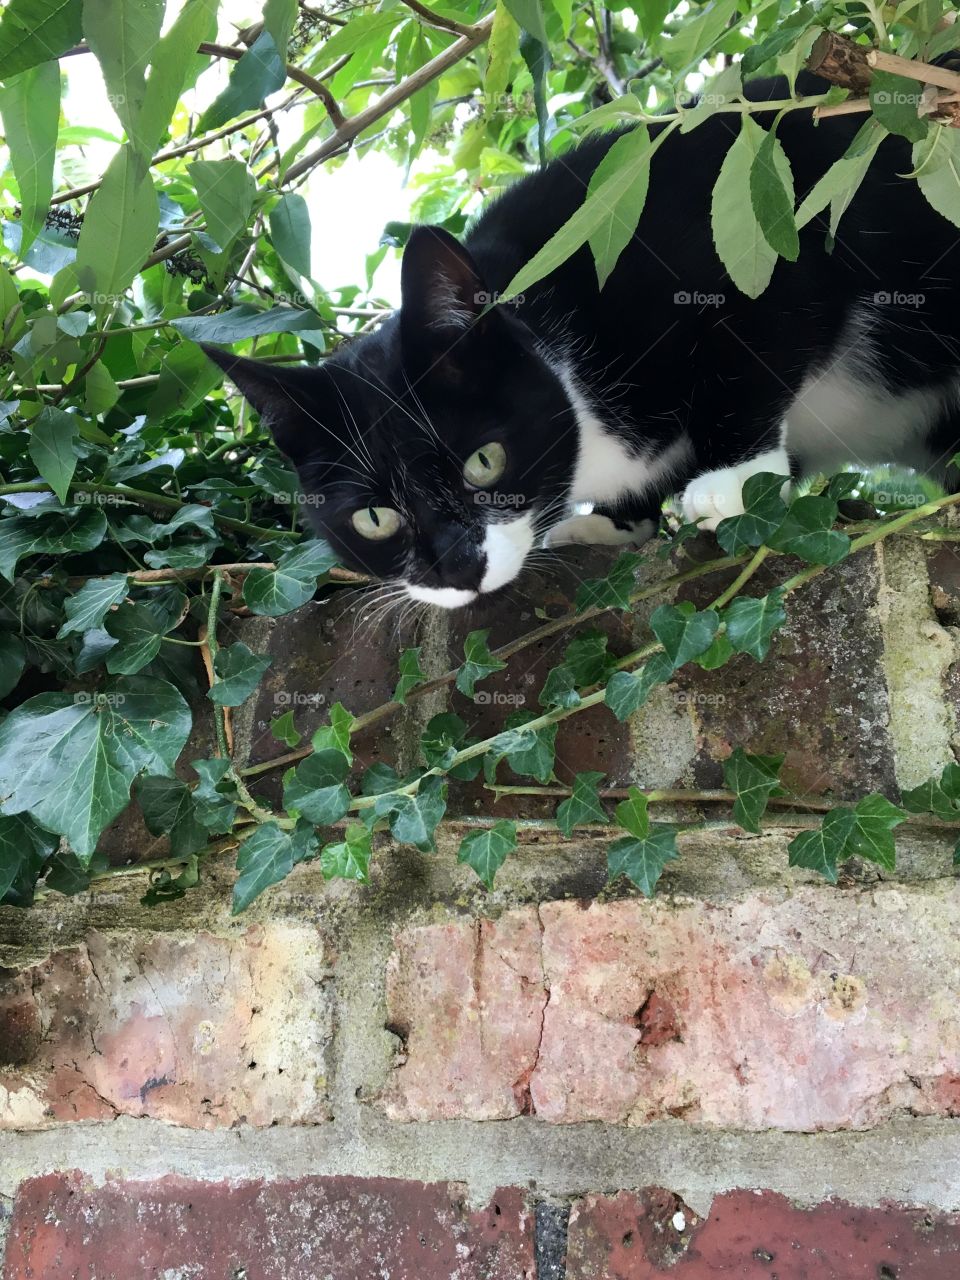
[203,73,960,609]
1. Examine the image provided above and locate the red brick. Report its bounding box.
[382,890,960,1129]
[3,1173,534,1280]
[565,1189,960,1278]
[0,925,331,1129]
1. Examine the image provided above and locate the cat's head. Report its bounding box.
[202,226,577,609]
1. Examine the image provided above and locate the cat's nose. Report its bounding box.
[420,527,483,591]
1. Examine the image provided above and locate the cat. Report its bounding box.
[202,72,960,610]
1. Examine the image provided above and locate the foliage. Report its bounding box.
[1,0,960,909]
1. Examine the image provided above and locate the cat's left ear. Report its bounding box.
[400,225,489,355]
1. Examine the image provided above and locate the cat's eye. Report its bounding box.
[463,442,506,488]
[351,505,402,540]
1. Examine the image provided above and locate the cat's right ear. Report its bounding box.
[200,344,316,462]
[399,226,490,367]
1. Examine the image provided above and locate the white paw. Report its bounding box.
[544,513,656,548]
[681,448,791,531]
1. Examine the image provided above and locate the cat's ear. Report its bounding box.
[200,344,318,462]
[400,226,488,355]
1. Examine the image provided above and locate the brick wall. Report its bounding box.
[4,535,960,1278]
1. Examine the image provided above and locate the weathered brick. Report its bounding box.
[382,888,960,1129]
[0,925,331,1129]
[2,1174,534,1280]
[565,1189,960,1278]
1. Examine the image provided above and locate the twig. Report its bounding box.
[401,0,480,38]
[867,47,960,92]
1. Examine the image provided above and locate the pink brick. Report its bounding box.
[0,925,331,1129]
[3,1173,534,1280]
[565,1189,960,1278]
[381,911,545,1120]
[382,889,960,1129]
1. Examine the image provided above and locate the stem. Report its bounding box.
[206,571,229,760]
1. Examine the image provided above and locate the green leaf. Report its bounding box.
[575,551,641,612]
[173,305,322,343]
[136,774,206,857]
[28,406,80,505]
[191,757,238,834]
[563,630,618,685]
[519,29,550,165]
[662,0,737,72]
[869,70,928,144]
[607,829,678,896]
[650,602,720,669]
[321,822,372,881]
[137,0,219,154]
[788,814,848,884]
[270,710,301,748]
[375,774,447,850]
[556,771,607,836]
[0,632,26,698]
[458,819,517,889]
[58,576,129,640]
[104,600,166,674]
[712,116,779,298]
[715,472,790,554]
[393,646,426,704]
[767,495,850,565]
[0,60,60,256]
[694,631,735,670]
[846,793,907,870]
[502,0,547,45]
[0,506,107,582]
[82,0,165,157]
[283,748,351,825]
[0,677,190,858]
[232,821,296,913]
[723,589,787,662]
[723,747,784,834]
[269,191,312,277]
[485,712,557,784]
[615,785,650,839]
[455,628,506,697]
[311,701,355,761]
[587,125,651,288]
[913,127,960,230]
[604,653,674,720]
[420,711,480,781]
[0,0,82,79]
[741,7,814,74]
[750,127,799,262]
[0,813,57,904]
[243,539,338,616]
[902,763,960,821]
[188,157,256,255]
[796,121,885,232]
[75,144,159,303]
[200,31,286,131]
[485,0,520,101]
[209,642,272,707]
[789,794,907,881]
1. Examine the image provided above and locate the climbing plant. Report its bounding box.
[1,0,960,910]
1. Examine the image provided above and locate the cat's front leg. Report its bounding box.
[680,446,791,531]
[544,497,661,548]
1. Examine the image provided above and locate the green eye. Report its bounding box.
[463,442,506,488]
[351,505,402,540]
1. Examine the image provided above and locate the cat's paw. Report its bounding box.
[544,513,656,548]
[681,448,790,531]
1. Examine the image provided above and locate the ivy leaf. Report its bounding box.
[209,642,272,707]
[556,771,608,836]
[538,663,580,710]
[321,822,372,882]
[485,711,558,783]
[458,819,518,889]
[723,588,787,662]
[455,629,506,697]
[615,785,651,839]
[232,821,297,913]
[242,538,339,616]
[394,646,426,704]
[311,701,355,761]
[694,631,735,670]
[715,472,789,553]
[604,652,674,720]
[0,506,107,582]
[750,126,799,261]
[420,711,480,781]
[723,747,784,833]
[135,774,207,857]
[374,774,447,851]
[57,573,129,638]
[191,757,238,834]
[607,788,679,898]
[788,808,853,883]
[902,763,960,821]
[40,847,110,900]
[768,496,850,565]
[827,471,863,501]
[104,601,167,674]
[846,793,907,869]
[563,630,618,685]
[0,813,57,904]
[0,633,26,698]
[270,709,301,748]
[0,677,190,858]
[650,602,720,669]
[283,748,351,825]
[789,794,907,881]
[575,551,641,612]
